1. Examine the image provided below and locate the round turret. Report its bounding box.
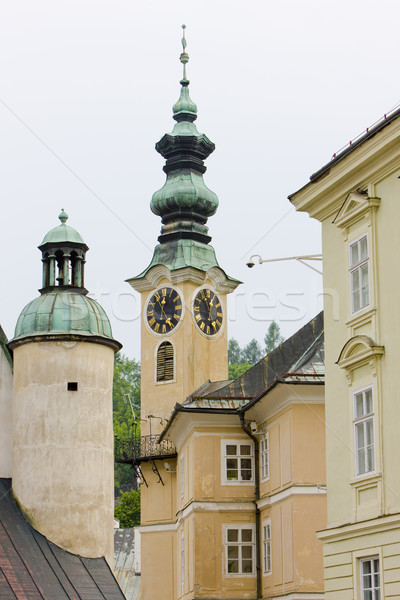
[9,211,121,566]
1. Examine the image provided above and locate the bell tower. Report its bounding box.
[9,210,121,566]
[127,26,240,436]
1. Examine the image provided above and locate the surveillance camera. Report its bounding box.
[246,261,255,268]
[250,421,258,434]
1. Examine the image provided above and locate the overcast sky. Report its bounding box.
[1,0,399,359]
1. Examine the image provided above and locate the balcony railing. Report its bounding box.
[115,435,177,464]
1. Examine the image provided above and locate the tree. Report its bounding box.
[228,362,252,379]
[113,353,141,489]
[242,338,263,365]
[115,489,141,528]
[264,320,284,355]
[228,338,243,364]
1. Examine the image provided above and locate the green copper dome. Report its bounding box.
[39,209,86,248]
[9,210,121,351]
[12,291,115,342]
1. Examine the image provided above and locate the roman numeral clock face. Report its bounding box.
[146,287,183,335]
[193,288,223,336]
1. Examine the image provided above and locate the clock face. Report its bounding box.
[146,287,183,335]
[193,288,223,336]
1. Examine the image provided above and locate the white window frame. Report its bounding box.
[180,455,184,498]
[353,386,375,477]
[221,440,254,485]
[224,524,256,577]
[262,519,271,574]
[360,556,380,600]
[260,433,269,481]
[349,234,370,314]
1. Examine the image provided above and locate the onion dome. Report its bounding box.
[150,25,219,245]
[9,211,121,351]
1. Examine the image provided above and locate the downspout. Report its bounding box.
[239,411,261,599]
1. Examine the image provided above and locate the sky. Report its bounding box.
[1,0,399,359]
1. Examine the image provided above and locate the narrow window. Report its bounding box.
[156,341,174,382]
[260,433,269,480]
[354,387,375,476]
[360,556,380,600]
[262,521,271,574]
[223,442,254,483]
[350,235,369,313]
[67,382,78,391]
[180,455,184,498]
[225,526,255,575]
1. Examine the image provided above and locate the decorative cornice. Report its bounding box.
[337,335,384,385]
[334,192,381,230]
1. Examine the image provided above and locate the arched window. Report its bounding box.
[157,341,174,382]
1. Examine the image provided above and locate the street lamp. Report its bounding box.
[246,254,323,275]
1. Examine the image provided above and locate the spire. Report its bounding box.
[150,25,219,245]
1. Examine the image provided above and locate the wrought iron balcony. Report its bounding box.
[115,434,177,464]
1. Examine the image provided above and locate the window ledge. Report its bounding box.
[346,306,376,329]
[350,472,382,487]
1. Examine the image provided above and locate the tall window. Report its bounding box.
[225,526,255,575]
[260,433,269,480]
[156,341,174,382]
[354,387,375,476]
[223,442,253,483]
[360,557,380,600]
[262,521,271,574]
[350,235,369,313]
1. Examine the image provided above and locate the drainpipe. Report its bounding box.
[239,411,261,599]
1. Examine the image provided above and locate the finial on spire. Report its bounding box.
[180,24,189,81]
[58,209,68,225]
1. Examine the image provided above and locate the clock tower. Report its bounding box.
[127,27,240,437]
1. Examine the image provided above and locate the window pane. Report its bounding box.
[365,389,373,414]
[355,393,364,418]
[366,419,374,445]
[241,458,252,470]
[241,546,252,559]
[357,423,365,450]
[358,447,366,475]
[367,446,375,472]
[227,458,238,470]
[227,529,238,542]
[228,546,238,559]
[352,268,360,291]
[242,560,253,573]
[241,529,253,542]
[240,445,251,455]
[226,445,237,455]
[228,559,238,573]
[360,236,368,260]
[351,242,359,266]
[241,469,252,481]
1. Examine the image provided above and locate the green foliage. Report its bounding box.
[227,322,285,378]
[264,320,284,355]
[228,362,252,379]
[242,338,263,365]
[113,353,141,489]
[228,338,243,364]
[115,489,141,528]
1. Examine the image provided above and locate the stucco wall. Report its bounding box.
[12,340,115,565]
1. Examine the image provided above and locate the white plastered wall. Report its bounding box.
[12,340,115,566]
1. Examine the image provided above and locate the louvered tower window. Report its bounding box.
[157,342,174,382]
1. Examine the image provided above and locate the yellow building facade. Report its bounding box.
[290,108,400,599]
[123,29,327,600]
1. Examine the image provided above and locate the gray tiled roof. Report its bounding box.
[0,478,126,600]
